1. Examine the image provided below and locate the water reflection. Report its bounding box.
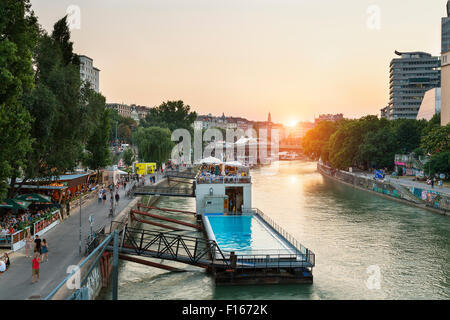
[102,160,450,300]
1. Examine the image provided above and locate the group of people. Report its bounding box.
[197,164,248,183]
[0,232,48,284]
[25,233,49,283]
[0,208,53,236]
[98,180,127,205]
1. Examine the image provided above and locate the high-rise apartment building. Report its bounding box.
[384,51,440,120]
[79,55,100,93]
[441,1,450,126]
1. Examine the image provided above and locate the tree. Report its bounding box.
[0,0,38,199]
[358,125,397,170]
[301,121,339,161]
[82,89,111,172]
[8,16,90,197]
[391,118,426,154]
[133,127,174,165]
[118,123,133,143]
[427,152,450,178]
[140,100,197,132]
[420,124,450,155]
[122,148,135,167]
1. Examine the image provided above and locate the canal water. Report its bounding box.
[101,160,450,300]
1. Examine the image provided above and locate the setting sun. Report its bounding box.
[286,120,298,127]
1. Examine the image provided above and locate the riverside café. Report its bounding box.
[14,173,93,204]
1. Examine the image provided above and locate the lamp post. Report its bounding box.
[79,191,82,257]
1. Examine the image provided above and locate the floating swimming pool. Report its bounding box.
[205,214,296,256]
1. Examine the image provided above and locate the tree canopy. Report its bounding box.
[301,114,447,171]
[140,100,197,132]
[133,127,174,165]
[0,0,38,199]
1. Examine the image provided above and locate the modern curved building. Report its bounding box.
[416,88,441,121]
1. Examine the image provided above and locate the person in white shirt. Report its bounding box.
[0,260,6,273]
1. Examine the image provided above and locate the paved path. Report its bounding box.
[352,172,450,196]
[0,178,153,300]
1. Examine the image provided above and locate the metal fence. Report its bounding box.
[249,208,315,267]
[45,232,116,300]
[196,176,252,184]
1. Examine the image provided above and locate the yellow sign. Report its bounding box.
[135,163,157,175]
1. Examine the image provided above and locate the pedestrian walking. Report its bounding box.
[31,252,40,283]
[124,181,127,190]
[34,235,42,257]
[98,190,102,204]
[25,231,33,257]
[431,178,434,189]
[65,199,70,217]
[41,239,48,262]
[3,253,10,270]
[102,192,107,205]
[115,191,120,203]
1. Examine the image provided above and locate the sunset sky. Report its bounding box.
[30,0,447,124]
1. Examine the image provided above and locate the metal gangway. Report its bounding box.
[107,226,230,269]
[164,169,198,180]
[132,185,195,197]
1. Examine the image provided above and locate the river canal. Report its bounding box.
[101,160,450,300]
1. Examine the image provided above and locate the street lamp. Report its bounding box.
[78,191,82,257]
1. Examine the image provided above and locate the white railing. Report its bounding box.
[196,175,251,184]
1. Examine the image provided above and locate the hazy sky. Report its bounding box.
[30,0,447,124]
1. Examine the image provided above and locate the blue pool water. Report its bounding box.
[206,215,295,255]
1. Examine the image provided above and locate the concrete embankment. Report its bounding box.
[49,177,170,300]
[93,177,172,300]
[317,163,450,217]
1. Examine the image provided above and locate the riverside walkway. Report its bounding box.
[0,180,149,300]
[352,172,450,197]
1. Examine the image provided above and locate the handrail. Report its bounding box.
[45,233,114,300]
[196,176,251,184]
[249,208,315,267]
[120,227,230,267]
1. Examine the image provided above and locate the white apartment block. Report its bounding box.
[79,55,100,93]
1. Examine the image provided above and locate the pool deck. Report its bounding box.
[202,212,314,270]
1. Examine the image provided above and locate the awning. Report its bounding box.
[15,193,52,203]
[224,161,244,167]
[197,156,222,164]
[0,199,31,210]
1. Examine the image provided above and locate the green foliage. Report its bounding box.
[301,121,338,161]
[302,114,442,171]
[0,0,38,199]
[357,125,397,170]
[420,124,450,155]
[108,110,137,143]
[133,127,174,165]
[328,116,383,169]
[391,118,426,154]
[82,91,111,171]
[427,152,450,178]
[122,148,135,167]
[140,100,197,132]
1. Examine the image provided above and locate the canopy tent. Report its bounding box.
[235,137,257,145]
[0,199,31,210]
[197,156,222,164]
[117,170,128,175]
[224,161,244,167]
[15,193,52,203]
